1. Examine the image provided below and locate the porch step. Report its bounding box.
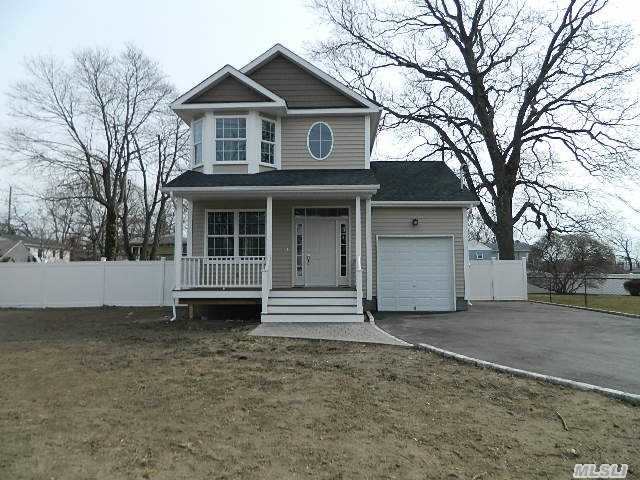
[268,305,357,314]
[269,297,356,306]
[269,289,356,298]
[261,313,364,323]
[263,288,362,322]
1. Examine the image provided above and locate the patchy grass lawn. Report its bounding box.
[0,308,638,480]
[529,293,640,315]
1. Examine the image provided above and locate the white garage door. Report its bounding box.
[378,237,454,312]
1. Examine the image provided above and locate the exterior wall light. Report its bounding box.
[412,218,419,226]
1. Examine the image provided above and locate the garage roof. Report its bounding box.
[370,161,478,202]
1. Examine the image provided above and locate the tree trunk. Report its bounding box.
[103,206,119,260]
[494,196,515,260]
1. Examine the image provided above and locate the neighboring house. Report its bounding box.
[0,237,28,262]
[0,234,70,262]
[488,240,531,261]
[130,235,187,260]
[468,240,494,261]
[163,44,478,322]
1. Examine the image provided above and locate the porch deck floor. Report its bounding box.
[271,287,356,291]
[250,322,409,346]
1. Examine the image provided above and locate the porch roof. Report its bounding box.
[164,169,379,193]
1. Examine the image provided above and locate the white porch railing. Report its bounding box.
[180,256,266,289]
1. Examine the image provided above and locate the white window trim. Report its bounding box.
[192,118,203,167]
[475,252,484,260]
[214,115,249,164]
[307,121,334,160]
[205,209,266,258]
[259,117,277,167]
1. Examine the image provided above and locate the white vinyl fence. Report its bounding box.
[467,258,528,301]
[0,260,175,308]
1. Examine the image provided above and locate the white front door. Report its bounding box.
[305,217,337,286]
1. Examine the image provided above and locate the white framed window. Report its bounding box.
[206,210,265,257]
[307,122,333,160]
[260,119,276,165]
[215,118,246,162]
[192,118,203,165]
[475,252,484,260]
[207,211,234,257]
[238,211,265,256]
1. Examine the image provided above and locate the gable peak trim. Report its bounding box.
[171,64,286,109]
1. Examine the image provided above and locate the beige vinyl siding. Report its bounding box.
[187,76,270,103]
[247,54,361,108]
[191,198,367,293]
[210,164,249,174]
[281,116,366,169]
[372,208,465,298]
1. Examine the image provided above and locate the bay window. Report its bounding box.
[216,117,246,161]
[207,210,265,257]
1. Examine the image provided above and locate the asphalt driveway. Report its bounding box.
[376,301,640,394]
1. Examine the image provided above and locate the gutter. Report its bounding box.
[162,184,381,195]
[372,200,480,208]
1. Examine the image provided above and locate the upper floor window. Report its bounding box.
[192,119,203,165]
[216,118,246,162]
[261,119,276,165]
[307,122,333,160]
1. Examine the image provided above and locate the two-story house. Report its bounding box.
[163,44,478,322]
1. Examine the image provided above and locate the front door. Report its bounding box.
[305,217,337,286]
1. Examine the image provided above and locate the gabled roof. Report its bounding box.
[241,44,379,110]
[370,161,478,202]
[171,65,286,109]
[469,240,493,251]
[0,234,66,250]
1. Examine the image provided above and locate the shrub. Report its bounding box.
[623,279,640,296]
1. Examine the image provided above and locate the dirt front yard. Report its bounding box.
[0,308,638,480]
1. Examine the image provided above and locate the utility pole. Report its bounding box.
[6,185,11,234]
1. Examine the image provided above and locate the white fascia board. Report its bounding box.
[163,184,380,195]
[372,200,480,207]
[240,44,380,110]
[286,108,379,115]
[171,65,286,108]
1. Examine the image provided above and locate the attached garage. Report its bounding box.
[377,236,455,312]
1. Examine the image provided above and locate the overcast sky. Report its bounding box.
[1,0,639,242]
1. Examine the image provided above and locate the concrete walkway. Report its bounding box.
[250,322,410,346]
[376,301,640,394]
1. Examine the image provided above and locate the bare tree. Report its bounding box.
[121,113,189,260]
[608,229,638,272]
[6,45,173,259]
[313,0,640,258]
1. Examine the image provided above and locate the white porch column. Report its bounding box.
[173,196,183,290]
[262,196,273,314]
[355,196,363,313]
[365,197,372,300]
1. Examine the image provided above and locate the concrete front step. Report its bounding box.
[269,289,356,298]
[268,305,358,314]
[261,313,364,323]
[268,297,357,306]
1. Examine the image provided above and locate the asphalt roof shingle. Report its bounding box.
[164,161,478,203]
[370,161,477,202]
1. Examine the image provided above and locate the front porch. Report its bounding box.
[170,193,374,322]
